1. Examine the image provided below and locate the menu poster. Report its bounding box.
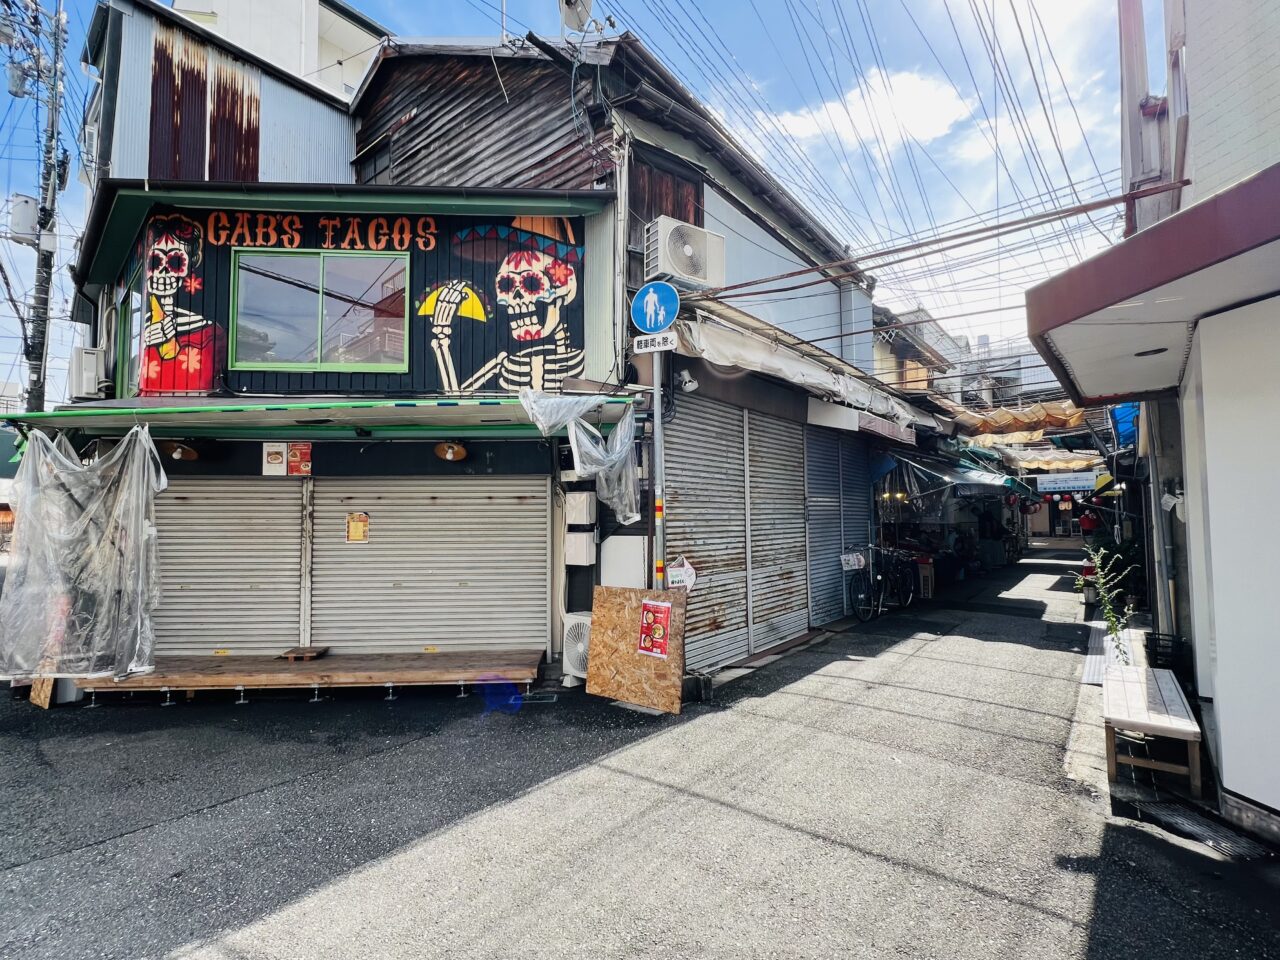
[637,599,672,659]
[263,441,313,476]
[287,442,312,476]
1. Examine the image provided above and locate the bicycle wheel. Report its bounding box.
[897,561,917,607]
[849,569,876,622]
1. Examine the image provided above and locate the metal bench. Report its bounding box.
[1102,665,1202,799]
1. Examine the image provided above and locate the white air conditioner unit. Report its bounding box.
[70,347,106,400]
[561,612,592,687]
[644,215,725,290]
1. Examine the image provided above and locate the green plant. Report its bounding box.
[1076,543,1139,664]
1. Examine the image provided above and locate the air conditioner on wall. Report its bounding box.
[69,347,106,400]
[644,215,726,290]
[561,612,592,687]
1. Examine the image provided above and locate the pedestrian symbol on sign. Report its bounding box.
[631,281,680,334]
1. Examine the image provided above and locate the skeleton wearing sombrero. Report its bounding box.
[423,225,586,393]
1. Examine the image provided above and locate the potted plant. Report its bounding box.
[1077,544,1138,664]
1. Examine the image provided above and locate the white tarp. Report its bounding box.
[676,318,915,426]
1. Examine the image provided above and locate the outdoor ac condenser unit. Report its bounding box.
[644,215,726,290]
[562,612,592,687]
[69,347,106,400]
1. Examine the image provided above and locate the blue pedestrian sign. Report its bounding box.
[631,281,680,334]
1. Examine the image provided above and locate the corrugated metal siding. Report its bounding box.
[259,73,355,183]
[747,411,809,651]
[583,203,617,383]
[110,5,155,179]
[309,477,550,653]
[356,58,610,189]
[666,395,749,671]
[153,478,304,655]
[806,426,845,626]
[149,23,208,180]
[207,48,260,181]
[840,433,873,550]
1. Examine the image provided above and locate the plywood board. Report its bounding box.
[586,586,687,715]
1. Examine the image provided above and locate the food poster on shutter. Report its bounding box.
[287,442,312,476]
[262,442,287,475]
[638,599,672,658]
[345,512,370,543]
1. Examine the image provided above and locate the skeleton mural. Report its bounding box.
[140,214,216,394]
[421,225,586,393]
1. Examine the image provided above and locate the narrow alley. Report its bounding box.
[3,544,1276,960]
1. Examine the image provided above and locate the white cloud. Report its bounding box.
[767,67,973,155]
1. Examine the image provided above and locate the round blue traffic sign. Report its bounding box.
[631,281,681,334]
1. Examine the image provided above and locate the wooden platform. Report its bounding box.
[74,650,543,692]
[1103,665,1202,798]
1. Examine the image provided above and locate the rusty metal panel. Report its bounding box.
[355,58,611,190]
[207,48,260,181]
[149,23,208,180]
[259,74,356,183]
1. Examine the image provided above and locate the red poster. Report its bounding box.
[637,599,672,659]
[287,442,312,476]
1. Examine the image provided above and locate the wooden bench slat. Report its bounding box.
[1102,666,1200,741]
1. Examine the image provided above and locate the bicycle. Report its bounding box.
[847,546,918,621]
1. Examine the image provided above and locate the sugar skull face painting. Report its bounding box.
[140,214,216,394]
[420,224,586,393]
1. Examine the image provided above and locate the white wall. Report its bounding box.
[1179,334,1215,699]
[704,186,873,371]
[1183,0,1280,203]
[1193,296,1280,811]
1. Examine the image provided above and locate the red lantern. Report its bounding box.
[1062,494,1072,503]
[1043,494,1052,503]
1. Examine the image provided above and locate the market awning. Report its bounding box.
[5,396,635,440]
[891,452,1029,495]
[1026,162,1280,405]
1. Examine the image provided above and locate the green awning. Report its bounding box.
[6,396,633,441]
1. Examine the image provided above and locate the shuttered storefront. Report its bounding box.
[153,477,305,656]
[805,426,845,626]
[747,412,809,651]
[840,433,873,553]
[665,394,750,671]
[310,477,550,654]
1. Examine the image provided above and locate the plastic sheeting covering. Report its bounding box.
[568,405,640,525]
[518,387,610,436]
[0,425,167,681]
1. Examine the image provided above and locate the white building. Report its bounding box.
[1026,0,1280,841]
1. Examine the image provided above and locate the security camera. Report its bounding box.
[676,369,699,393]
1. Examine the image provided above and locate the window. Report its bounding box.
[115,266,143,396]
[231,251,408,372]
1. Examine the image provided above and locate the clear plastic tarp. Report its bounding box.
[518,387,610,436]
[569,405,640,525]
[0,425,167,681]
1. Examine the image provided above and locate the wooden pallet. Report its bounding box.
[277,646,330,662]
[74,650,543,693]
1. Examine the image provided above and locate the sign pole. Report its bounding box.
[652,347,665,590]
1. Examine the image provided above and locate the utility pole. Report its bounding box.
[24,0,66,413]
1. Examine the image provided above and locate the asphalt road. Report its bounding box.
[2,550,1278,959]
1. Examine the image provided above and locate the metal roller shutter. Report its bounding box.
[841,434,873,550]
[806,426,845,626]
[309,476,550,654]
[665,394,749,671]
[747,411,809,651]
[153,477,305,656]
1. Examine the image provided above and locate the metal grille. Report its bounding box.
[153,477,304,656]
[309,477,550,654]
[806,426,845,626]
[665,394,749,671]
[840,434,873,550]
[748,411,809,651]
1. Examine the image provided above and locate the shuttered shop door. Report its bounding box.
[153,477,304,656]
[665,395,749,671]
[805,426,845,626]
[840,434,873,550]
[309,477,550,654]
[748,411,809,650]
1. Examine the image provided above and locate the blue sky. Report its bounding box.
[0,0,1169,402]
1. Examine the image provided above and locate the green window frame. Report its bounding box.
[115,264,144,398]
[229,248,410,373]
